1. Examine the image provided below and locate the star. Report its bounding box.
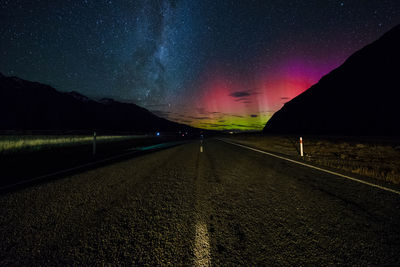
[0,0,398,130]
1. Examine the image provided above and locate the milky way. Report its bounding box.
[1,0,399,130]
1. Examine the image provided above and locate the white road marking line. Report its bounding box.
[218,139,400,196]
[194,142,211,266]
[194,220,211,266]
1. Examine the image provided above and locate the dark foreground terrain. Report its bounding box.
[1,139,400,265]
[0,135,188,188]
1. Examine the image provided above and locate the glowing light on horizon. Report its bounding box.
[172,58,341,130]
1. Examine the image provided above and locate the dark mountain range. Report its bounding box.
[263,24,400,135]
[0,73,194,133]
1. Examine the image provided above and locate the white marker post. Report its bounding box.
[93,131,97,156]
[299,137,304,157]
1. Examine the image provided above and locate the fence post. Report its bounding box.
[93,131,96,155]
[300,137,303,157]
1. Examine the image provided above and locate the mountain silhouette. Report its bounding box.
[263,24,400,135]
[0,73,193,133]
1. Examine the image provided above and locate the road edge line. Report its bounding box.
[218,138,400,196]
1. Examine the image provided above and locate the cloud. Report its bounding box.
[151,110,171,117]
[200,122,230,127]
[230,91,251,98]
[234,97,248,102]
[260,110,276,114]
[250,114,258,117]
[229,90,259,98]
[188,116,210,120]
[179,119,193,124]
[146,103,171,108]
[232,124,250,127]
[229,90,258,103]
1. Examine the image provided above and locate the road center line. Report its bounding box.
[193,142,211,266]
[194,220,211,266]
[218,138,400,196]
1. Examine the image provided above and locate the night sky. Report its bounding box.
[1,1,399,130]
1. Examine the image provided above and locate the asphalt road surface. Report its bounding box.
[1,139,400,265]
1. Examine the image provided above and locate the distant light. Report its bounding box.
[229,131,233,134]
[182,134,185,137]
[156,132,160,136]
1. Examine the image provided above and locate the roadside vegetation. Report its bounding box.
[227,134,400,184]
[0,135,146,155]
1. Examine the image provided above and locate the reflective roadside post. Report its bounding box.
[93,131,96,156]
[300,137,304,157]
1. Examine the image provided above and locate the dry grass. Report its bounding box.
[0,135,146,155]
[227,134,400,184]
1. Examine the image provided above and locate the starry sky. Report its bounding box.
[1,0,399,130]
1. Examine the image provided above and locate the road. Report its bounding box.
[1,139,400,265]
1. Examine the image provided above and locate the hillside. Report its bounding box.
[263,24,400,135]
[0,73,193,132]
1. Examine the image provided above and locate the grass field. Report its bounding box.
[227,134,400,184]
[0,135,147,155]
